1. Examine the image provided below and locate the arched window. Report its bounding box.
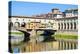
[74,22,76,29]
[61,23,63,30]
[21,22,26,27]
[58,23,60,29]
[64,23,66,29]
[14,22,20,27]
[67,23,69,30]
[70,22,73,29]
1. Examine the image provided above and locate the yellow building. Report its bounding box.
[26,22,41,29]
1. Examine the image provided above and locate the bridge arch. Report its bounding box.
[14,22,20,28]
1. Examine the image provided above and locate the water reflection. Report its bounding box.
[41,30,56,42]
[13,47,20,53]
[10,36,24,44]
[9,30,77,53]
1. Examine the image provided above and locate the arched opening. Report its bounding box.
[64,23,66,30]
[61,23,63,30]
[21,22,26,27]
[74,22,76,30]
[67,23,69,30]
[9,22,13,30]
[14,22,20,28]
[70,22,73,29]
[58,23,60,30]
[9,22,13,27]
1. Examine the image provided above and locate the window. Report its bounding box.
[16,19,18,20]
[21,22,26,27]
[67,23,69,29]
[54,14,57,17]
[61,23,63,29]
[74,10,78,15]
[58,23,60,29]
[23,19,24,21]
[70,22,73,29]
[74,22,76,30]
[64,23,66,29]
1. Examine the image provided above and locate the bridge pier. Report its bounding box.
[31,29,37,36]
[29,29,37,43]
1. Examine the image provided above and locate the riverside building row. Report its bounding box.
[9,8,78,35]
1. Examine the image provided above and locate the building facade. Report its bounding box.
[9,8,78,35]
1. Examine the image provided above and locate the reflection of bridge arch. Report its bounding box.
[21,22,26,27]
[14,22,20,27]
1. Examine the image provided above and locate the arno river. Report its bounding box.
[9,30,78,53]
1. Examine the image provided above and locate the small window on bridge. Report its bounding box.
[21,22,26,27]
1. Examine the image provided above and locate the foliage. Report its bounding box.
[53,34,78,39]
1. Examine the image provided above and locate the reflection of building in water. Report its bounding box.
[9,8,78,35]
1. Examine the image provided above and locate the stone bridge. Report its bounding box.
[15,27,57,43]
